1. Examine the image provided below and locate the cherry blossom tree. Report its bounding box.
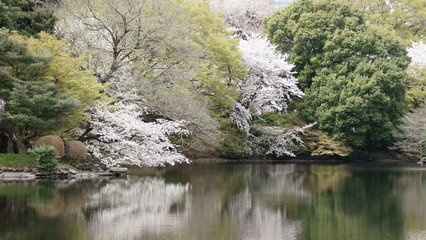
[408,42,426,67]
[57,0,192,84]
[230,35,309,157]
[406,42,426,109]
[237,35,303,116]
[393,42,426,157]
[210,0,278,34]
[56,0,244,156]
[247,124,314,157]
[210,0,308,157]
[86,103,190,167]
[393,103,426,158]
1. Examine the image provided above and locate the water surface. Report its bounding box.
[0,163,425,240]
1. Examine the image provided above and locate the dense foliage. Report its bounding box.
[55,0,247,163]
[264,0,410,148]
[9,31,108,128]
[342,0,425,46]
[0,0,422,165]
[28,145,59,170]
[0,31,78,153]
[405,42,426,110]
[0,0,56,36]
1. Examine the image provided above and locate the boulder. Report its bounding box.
[65,141,87,161]
[34,135,65,158]
[108,167,129,177]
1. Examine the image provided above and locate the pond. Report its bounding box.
[0,163,425,240]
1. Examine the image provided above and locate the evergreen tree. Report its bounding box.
[264,0,410,148]
[0,0,56,36]
[0,31,77,153]
[10,31,108,129]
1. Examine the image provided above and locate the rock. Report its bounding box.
[59,165,69,171]
[65,141,87,162]
[35,135,65,158]
[97,172,113,177]
[23,167,29,172]
[108,167,129,177]
[108,167,128,173]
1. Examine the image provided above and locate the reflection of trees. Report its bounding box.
[80,164,308,240]
[303,164,352,194]
[391,168,426,239]
[0,181,87,240]
[1,164,425,240]
[83,177,190,240]
[300,169,405,240]
[201,164,309,239]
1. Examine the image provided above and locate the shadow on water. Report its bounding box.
[0,163,425,240]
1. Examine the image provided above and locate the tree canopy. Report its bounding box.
[55,0,248,162]
[264,0,410,148]
[0,31,78,153]
[10,31,108,128]
[342,0,425,46]
[0,0,56,36]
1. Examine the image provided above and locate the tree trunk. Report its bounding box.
[7,138,14,153]
[16,141,27,154]
[6,131,29,154]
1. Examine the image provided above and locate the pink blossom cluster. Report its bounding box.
[86,103,190,167]
[0,100,5,111]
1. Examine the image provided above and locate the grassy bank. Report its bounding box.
[0,154,37,168]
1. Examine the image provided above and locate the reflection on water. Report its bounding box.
[0,163,425,240]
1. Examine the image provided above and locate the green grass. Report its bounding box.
[0,153,37,168]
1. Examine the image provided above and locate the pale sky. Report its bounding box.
[270,0,295,7]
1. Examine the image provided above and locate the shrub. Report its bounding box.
[219,128,247,159]
[65,141,87,161]
[303,130,353,157]
[28,145,58,171]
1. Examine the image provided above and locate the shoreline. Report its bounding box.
[189,157,410,164]
[2,158,422,182]
[0,164,129,182]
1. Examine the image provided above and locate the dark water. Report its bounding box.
[0,163,425,240]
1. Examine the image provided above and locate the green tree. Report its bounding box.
[0,0,56,36]
[405,65,426,110]
[0,31,78,153]
[0,2,13,28]
[58,0,247,153]
[180,0,246,114]
[341,0,425,46]
[264,0,410,148]
[10,31,108,128]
